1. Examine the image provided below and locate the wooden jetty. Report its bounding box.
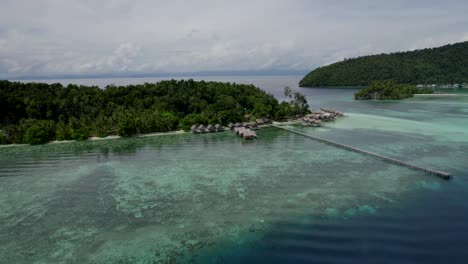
[274,126,451,180]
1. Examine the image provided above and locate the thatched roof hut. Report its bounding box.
[242,130,257,139]
[197,124,207,133]
[249,122,259,130]
[215,124,224,132]
[256,118,271,125]
[206,124,214,132]
[235,127,247,136]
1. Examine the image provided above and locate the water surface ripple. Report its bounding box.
[1,76,467,263]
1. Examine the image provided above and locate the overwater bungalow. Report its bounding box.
[197,124,207,133]
[234,127,247,135]
[191,125,198,133]
[215,124,224,132]
[206,124,215,133]
[234,122,242,127]
[249,122,259,130]
[242,130,257,139]
[309,119,321,127]
[301,117,322,127]
[230,126,257,140]
[227,123,234,130]
[320,108,344,117]
[239,128,245,136]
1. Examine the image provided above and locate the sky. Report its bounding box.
[1,0,468,78]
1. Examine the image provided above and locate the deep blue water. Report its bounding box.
[215,183,468,264]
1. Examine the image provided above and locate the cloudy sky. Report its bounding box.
[1,0,467,78]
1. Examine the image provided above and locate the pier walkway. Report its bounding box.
[274,125,451,180]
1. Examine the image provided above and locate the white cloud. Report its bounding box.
[0,40,7,51]
[461,34,468,42]
[0,0,467,77]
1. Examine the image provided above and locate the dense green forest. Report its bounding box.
[299,41,468,87]
[0,80,309,145]
[354,80,433,100]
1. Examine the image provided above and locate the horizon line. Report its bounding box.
[4,69,310,81]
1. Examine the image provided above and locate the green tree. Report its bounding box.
[71,127,90,141]
[55,122,71,141]
[179,113,209,131]
[22,120,55,145]
[300,41,468,87]
[292,92,310,115]
[117,113,138,137]
[0,79,287,144]
[284,86,292,99]
[354,80,432,100]
[0,131,7,144]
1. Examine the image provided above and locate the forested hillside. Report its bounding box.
[299,41,468,87]
[0,80,308,145]
[354,81,433,100]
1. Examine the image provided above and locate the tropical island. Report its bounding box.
[354,80,433,100]
[299,41,468,87]
[0,80,310,145]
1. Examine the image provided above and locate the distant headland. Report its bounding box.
[299,41,468,87]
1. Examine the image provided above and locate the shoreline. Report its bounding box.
[414,93,468,96]
[0,122,304,148]
[1,117,342,148]
[0,113,346,148]
[0,130,188,148]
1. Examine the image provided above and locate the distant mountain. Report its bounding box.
[299,41,468,87]
[6,69,309,81]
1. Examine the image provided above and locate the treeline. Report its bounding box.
[299,41,468,87]
[0,80,309,145]
[354,80,433,100]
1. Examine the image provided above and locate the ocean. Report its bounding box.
[1,76,467,263]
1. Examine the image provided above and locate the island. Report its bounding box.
[0,80,310,145]
[354,80,433,100]
[299,41,468,87]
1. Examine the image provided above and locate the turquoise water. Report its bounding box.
[2,76,468,263]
